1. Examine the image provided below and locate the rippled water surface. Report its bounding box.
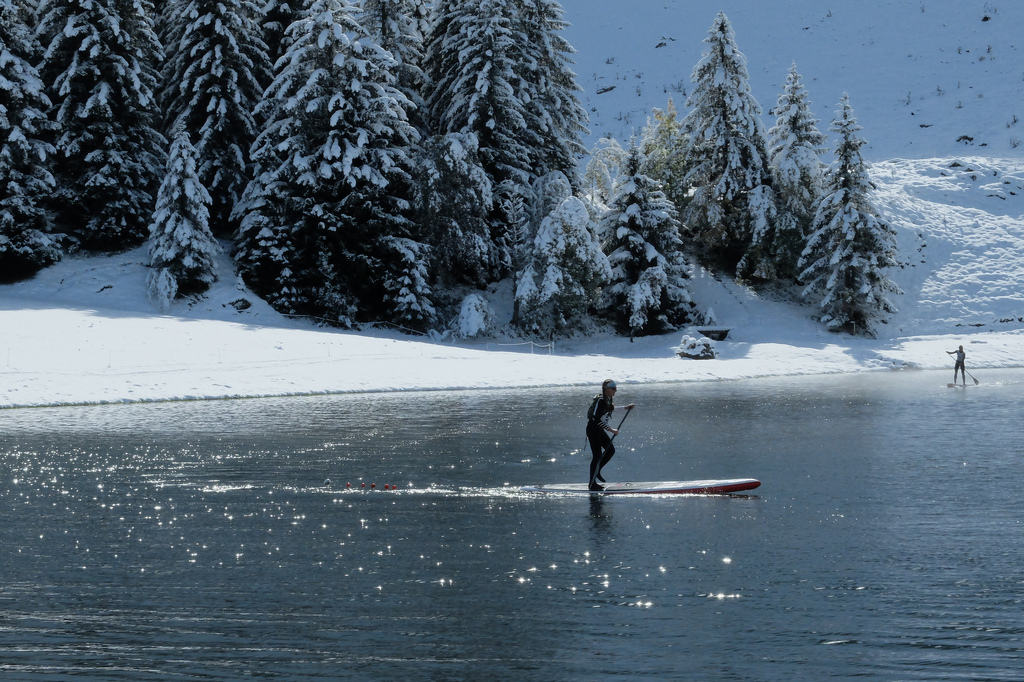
[2,370,1024,679]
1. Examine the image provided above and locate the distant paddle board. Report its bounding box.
[521,478,761,495]
[947,383,971,388]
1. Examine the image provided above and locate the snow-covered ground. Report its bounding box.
[2,0,1023,409]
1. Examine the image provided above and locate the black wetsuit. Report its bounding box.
[586,394,615,486]
[953,349,966,384]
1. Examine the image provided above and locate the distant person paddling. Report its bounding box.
[947,345,967,385]
[586,379,634,491]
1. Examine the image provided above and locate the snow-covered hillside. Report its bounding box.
[874,157,1024,333]
[565,0,1023,160]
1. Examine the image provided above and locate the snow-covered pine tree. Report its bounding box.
[427,0,534,277]
[11,0,37,22]
[515,196,610,336]
[797,95,901,336]
[406,0,431,60]
[156,0,186,84]
[235,0,422,326]
[422,0,455,128]
[428,0,532,187]
[38,0,165,250]
[324,9,424,326]
[506,170,569,323]
[0,0,60,282]
[600,144,699,337]
[148,130,219,307]
[9,0,42,51]
[379,236,435,329]
[582,136,625,208]
[413,132,493,287]
[735,181,779,281]
[682,12,775,278]
[234,0,355,320]
[496,179,530,324]
[259,0,297,67]
[360,0,429,133]
[161,0,270,236]
[640,98,690,222]
[515,0,587,184]
[375,223,437,330]
[527,171,572,240]
[768,63,826,281]
[234,168,322,318]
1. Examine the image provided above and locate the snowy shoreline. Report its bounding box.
[0,354,1019,411]
[2,296,1021,410]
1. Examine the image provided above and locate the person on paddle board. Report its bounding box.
[947,345,966,385]
[586,379,634,491]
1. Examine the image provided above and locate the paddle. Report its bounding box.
[610,404,634,441]
[965,368,980,385]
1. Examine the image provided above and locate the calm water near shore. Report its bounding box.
[2,370,1023,679]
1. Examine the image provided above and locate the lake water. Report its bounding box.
[2,370,1023,679]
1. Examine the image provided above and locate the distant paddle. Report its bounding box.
[945,349,979,385]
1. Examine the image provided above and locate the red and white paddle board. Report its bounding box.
[521,478,761,495]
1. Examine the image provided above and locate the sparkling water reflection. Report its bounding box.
[2,370,1024,678]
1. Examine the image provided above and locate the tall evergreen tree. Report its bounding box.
[511,170,570,321]
[148,130,219,307]
[641,98,690,219]
[527,170,571,239]
[496,178,530,324]
[422,0,456,127]
[155,0,186,80]
[235,0,422,326]
[797,95,901,336]
[515,196,610,336]
[768,63,825,281]
[381,236,435,329]
[360,0,428,132]
[9,0,41,48]
[331,11,424,326]
[413,132,493,288]
[428,0,532,188]
[260,0,298,67]
[0,0,60,281]
[681,12,775,277]
[600,144,698,337]
[162,0,271,236]
[38,0,165,250]
[407,0,431,53]
[427,0,534,277]
[582,136,625,208]
[515,0,587,183]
